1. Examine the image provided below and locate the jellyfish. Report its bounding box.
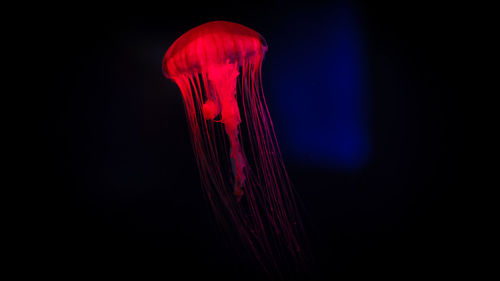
[162,21,305,275]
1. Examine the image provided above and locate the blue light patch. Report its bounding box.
[268,4,369,170]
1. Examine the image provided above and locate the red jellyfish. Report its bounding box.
[163,21,305,275]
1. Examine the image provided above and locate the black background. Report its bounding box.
[33,1,470,280]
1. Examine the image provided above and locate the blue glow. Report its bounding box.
[269,3,369,170]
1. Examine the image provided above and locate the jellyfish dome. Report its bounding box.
[162,21,305,276]
[163,21,267,78]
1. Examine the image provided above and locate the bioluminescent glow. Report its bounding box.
[162,21,305,276]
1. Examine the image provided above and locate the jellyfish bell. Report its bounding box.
[163,21,267,78]
[163,21,306,276]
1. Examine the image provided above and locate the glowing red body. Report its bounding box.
[164,21,266,78]
[163,21,304,275]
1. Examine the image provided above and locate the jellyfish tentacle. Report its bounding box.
[202,99,220,120]
[202,76,221,120]
[207,62,247,200]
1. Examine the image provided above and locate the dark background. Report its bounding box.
[34,1,470,279]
